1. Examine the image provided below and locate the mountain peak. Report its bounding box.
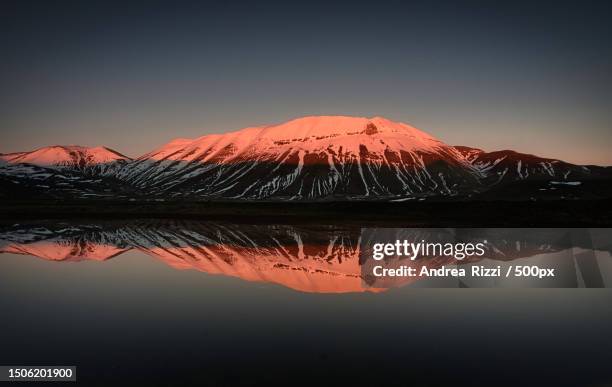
[255,115,429,140]
[0,145,131,168]
[140,115,446,164]
[119,115,480,199]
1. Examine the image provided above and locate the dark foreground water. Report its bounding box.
[1,221,611,386]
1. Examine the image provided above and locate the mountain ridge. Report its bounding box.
[1,116,611,201]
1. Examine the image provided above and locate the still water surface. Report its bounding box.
[1,220,611,386]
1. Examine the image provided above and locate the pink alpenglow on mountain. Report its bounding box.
[117,116,482,199]
[1,145,129,166]
[0,145,131,176]
[1,116,610,201]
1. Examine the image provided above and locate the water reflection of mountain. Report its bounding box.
[1,221,610,292]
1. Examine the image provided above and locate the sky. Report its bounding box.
[1,0,611,165]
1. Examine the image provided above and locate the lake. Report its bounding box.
[1,220,611,386]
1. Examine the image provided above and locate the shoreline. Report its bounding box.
[1,199,610,227]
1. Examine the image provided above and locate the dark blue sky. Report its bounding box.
[1,0,611,164]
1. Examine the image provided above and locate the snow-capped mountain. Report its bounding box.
[0,145,131,176]
[453,146,612,200]
[0,145,133,200]
[117,116,482,199]
[1,116,611,201]
[454,146,607,184]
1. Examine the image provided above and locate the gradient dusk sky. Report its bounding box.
[1,1,611,165]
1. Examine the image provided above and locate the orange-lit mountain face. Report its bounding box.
[1,116,611,201]
[0,145,130,175]
[116,116,482,199]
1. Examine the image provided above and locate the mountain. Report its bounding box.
[0,145,130,175]
[455,146,612,200]
[117,116,482,199]
[1,116,611,201]
[0,145,133,200]
[455,146,605,183]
